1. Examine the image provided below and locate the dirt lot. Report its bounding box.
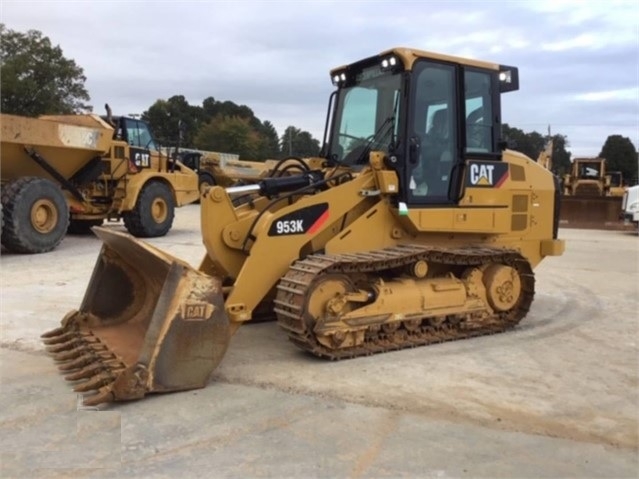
[1,204,637,478]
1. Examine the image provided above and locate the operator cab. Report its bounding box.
[323,47,518,205]
[101,112,161,171]
[103,116,159,153]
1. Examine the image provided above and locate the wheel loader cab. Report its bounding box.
[326,49,517,206]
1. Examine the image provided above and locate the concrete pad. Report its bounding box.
[1,205,637,477]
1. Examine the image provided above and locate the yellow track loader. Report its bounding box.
[43,47,565,406]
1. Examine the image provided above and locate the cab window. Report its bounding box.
[464,70,493,153]
[409,61,457,202]
[125,119,157,151]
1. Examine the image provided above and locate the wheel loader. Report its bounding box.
[0,106,199,254]
[42,47,565,406]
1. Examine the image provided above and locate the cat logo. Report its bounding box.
[470,164,495,185]
[466,161,509,188]
[180,302,214,321]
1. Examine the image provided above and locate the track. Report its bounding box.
[274,244,534,359]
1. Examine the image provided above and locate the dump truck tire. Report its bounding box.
[123,181,175,238]
[199,173,216,195]
[0,177,69,254]
[196,173,216,204]
[67,219,103,235]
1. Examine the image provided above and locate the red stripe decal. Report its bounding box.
[495,171,509,188]
[307,210,329,234]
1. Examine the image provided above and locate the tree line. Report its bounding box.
[1,24,636,182]
[141,95,320,160]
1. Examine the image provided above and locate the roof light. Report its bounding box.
[331,71,348,87]
[499,70,512,83]
[380,55,399,72]
[498,64,519,93]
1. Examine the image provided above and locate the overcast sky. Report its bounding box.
[2,0,638,157]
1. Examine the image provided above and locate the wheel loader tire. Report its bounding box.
[0,177,69,254]
[123,181,175,238]
[67,219,103,235]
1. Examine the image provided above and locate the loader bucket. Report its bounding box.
[42,227,230,406]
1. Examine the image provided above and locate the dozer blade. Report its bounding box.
[42,227,230,406]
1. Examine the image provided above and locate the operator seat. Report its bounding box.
[421,109,453,197]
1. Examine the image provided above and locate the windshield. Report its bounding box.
[328,66,402,165]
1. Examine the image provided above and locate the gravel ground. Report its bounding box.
[1,204,637,478]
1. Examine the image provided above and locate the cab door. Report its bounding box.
[123,118,157,171]
[406,60,459,205]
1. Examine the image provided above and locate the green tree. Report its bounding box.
[502,124,545,160]
[502,124,571,176]
[256,120,280,159]
[280,126,320,158]
[550,134,572,176]
[142,95,204,148]
[194,115,262,159]
[0,24,91,116]
[599,135,638,185]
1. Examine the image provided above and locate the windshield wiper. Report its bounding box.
[352,114,396,165]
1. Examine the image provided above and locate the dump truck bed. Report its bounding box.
[0,113,114,182]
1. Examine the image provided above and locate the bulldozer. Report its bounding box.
[607,170,626,197]
[42,47,565,406]
[560,157,626,229]
[1,105,200,254]
[563,157,610,197]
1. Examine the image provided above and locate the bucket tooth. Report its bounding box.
[46,338,82,354]
[74,373,114,393]
[64,362,104,381]
[57,353,96,371]
[52,345,89,362]
[64,359,123,381]
[41,326,69,339]
[86,341,108,352]
[42,331,76,345]
[82,388,115,407]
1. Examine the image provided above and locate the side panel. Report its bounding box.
[217,173,378,323]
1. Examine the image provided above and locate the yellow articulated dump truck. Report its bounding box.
[43,47,565,406]
[0,107,200,254]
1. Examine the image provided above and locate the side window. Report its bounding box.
[124,118,140,147]
[136,123,157,151]
[125,120,157,151]
[409,62,457,202]
[464,70,493,153]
